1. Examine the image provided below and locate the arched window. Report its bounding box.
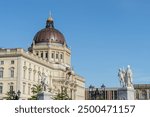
[0,83,3,94]
[10,67,14,78]
[0,67,4,78]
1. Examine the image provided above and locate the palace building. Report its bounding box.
[85,84,150,100]
[0,17,85,100]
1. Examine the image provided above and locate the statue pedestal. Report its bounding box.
[37,91,54,100]
[118,87,135,100]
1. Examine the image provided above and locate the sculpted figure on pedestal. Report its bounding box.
[118,65,133,88]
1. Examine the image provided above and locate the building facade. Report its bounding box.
[0,17,85,100]
[85,84,150,100]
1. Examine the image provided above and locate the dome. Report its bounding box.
[33,17,66,45]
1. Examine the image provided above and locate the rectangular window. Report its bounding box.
[0,61,4,65]
[28,85,31,95]
[33,72,36,81]
[0,71,3,78]
[56,54,58,59]
[36,52,39,56]
[11,70,14,77]
[41,52,43,58]
[0,86,3,94]
[28,71,31,80]
[10,86,13,92]
[45,52,48,58]
[60,54,63,59]
[51,53,54,59]
[114,91,118,100]
[11,60,14,64]
[23,70,26,79]
[23,85,25,94]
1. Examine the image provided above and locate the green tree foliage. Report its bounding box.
[5,90,19,100]
[54,88,71,100]
[5,91,13,100]
[28,84,42,100]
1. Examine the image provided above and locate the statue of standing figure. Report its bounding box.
[41,76,48,92]
[118,65,133,88]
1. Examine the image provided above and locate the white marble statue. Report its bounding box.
[118,68,125,87]
[41,76,48,91]
[125,65,133,87]
[118,65,133,88]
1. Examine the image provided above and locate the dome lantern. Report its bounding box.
[46,17,54,28]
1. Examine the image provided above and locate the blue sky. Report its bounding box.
[0,0,150,87]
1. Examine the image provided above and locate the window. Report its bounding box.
[114,91,118,100]
[28,84,31,95]
[28,71,31,80]
[23,70,26,79]
[0,83,3,94]
[36,52,39,56]
[56,53,59,59]
[10,86,13,92]
[10,67,14,78]
[23,84,26,94]
[33,70,36,81]
[0,61,4,65]
[45,52,48,58]
[51,53,54,59]
[0,68,4,78]
[11,70,14,77]
[41,52,43,58]
[60,54,63,59]
[11,60,14,64]
[141,90,147,100]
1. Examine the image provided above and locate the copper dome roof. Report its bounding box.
[33,18,66,45]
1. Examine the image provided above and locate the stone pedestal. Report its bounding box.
[118,87,135,100]
[37,91,53,100]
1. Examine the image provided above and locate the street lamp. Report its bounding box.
[95,88,100,100]
[101,84,106,100]
[89,85,94,100]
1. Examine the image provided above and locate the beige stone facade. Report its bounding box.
[0,18,85,100]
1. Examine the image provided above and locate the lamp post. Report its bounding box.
[101,84,106,100]
[95,88,100,100]
[89,84,106,100]
[89,85,94,100]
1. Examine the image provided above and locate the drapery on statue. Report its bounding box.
[118,65,133,88]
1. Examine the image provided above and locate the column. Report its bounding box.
[147,89,149,99]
